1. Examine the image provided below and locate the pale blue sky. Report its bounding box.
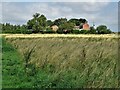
[1,0,119,32]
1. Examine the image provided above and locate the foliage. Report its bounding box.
[43,30,56,34]
[27,13,47,33]
[59,22,75,33]
[56,29,64,34]
[96,25,112,34]
[89,26,97,34]
[47,20,53,26]
[68,18,87,27]
[72,30,80,34]
[53,18,67,26]
[79,30,89,34]
[1,23,32,34]
[2,38,26,88]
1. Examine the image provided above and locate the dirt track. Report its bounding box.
[1,34,119,38]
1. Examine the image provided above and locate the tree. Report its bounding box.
[27,13,47,33]
[68,18,87,26]
[89,26,97,34]
[79,18,87,23]
[47,20,53,26]
[38,14,47,29]
[27,19,35,29]
[53,18,67,26]
[33,13,40,19]
[69,19,80,26]
[96,25,112,34]
[59,22,75,34]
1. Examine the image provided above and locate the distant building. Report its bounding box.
[51,25,59,32]
[73,23,90,31]
[73,26,80,30]
[83,23,90,30]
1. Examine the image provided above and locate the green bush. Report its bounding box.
[19,29,32,34]
[88,29,97,34]
[96,25,112,34]
[2,29,32,34]
[43,30,55,34]
[72,30,80,34]
[57,29,64,34]
[79,30,89,34]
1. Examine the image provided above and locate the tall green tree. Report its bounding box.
[38,14,47,29]
[27,13,47,33]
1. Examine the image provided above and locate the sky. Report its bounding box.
[1,0,119,32]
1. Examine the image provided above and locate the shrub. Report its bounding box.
[57,29,64,34]
[72,30,80,34]
[44,30,55,34]
[32,30,39,34]
[22,29,32,34]
[89,29,97,34]
[96,25,112,34]
[79,30,89,34]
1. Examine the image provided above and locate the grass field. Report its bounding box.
[2,34,119,88]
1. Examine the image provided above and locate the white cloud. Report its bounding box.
[82,2,109,11]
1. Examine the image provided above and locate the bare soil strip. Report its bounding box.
[1,34,119,38]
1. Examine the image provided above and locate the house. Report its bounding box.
[83,23,90,30]
[51,25,59,32]
[73,22,90,31]
[73,26,80,30]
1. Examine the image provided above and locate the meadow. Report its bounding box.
[2,34,119,88]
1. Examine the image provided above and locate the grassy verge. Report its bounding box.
[2,37,25,88]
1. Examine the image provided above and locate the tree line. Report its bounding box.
[1,13,112,34]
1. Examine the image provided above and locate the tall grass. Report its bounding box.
[4,36,119,88]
